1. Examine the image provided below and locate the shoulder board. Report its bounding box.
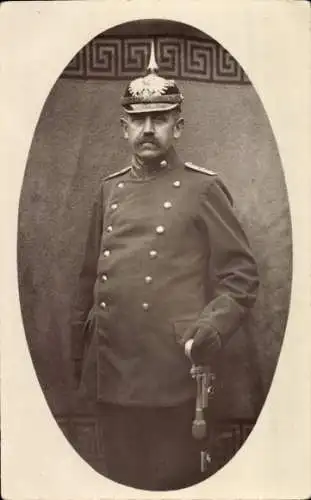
[185,161,217,176]
[104,166,131,181]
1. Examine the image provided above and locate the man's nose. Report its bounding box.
[142,116,154,134]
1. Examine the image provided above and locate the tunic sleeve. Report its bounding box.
[70,186,104,360]
[197,177,259,344]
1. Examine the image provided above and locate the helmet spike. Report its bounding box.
[147,39,159,74]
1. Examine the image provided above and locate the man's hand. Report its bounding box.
[182,321,221,365]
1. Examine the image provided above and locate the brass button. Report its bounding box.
[101,274,108,282]
[173,180,181,187]
[107,225,113,233]
[156,225,165,234]
[103,249,110,257]
[163,201,172,209]
[160,160,168,168]
[149,250,158,259]
[117,182,125,188]
[142,302,149,311]
[100,301,107,309]
[144,276,153,284]
[111,203,118,210]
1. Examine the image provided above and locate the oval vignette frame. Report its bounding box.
[17,17,292,489]
[3,2,309,497]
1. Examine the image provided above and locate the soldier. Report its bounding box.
[71,43,259,490]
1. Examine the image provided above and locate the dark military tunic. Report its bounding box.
[71,149,259,407]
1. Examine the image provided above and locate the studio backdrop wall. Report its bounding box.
[18,20,292,474]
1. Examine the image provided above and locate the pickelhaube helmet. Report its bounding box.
[121,40,184,114]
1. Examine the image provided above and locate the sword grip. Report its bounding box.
[190,364,215,440]
[192,407,207,440]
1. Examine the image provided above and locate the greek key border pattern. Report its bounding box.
[62,36,250,84]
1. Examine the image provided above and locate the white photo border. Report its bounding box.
[0,1,310,499]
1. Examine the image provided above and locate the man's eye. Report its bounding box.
[131,117,144,125]
[153,115,167,124]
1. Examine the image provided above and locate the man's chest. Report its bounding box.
[102,177,199,239]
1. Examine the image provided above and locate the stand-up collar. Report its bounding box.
[130,148,183,180]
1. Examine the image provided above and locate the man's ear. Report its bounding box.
[120,116,129,139]
[173,117,184,140]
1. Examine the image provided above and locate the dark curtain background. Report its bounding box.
[18,21,292,474]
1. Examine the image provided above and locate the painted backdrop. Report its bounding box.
[18,21,291,474]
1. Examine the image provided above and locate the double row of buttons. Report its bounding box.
[102,247,158,262]
[99,178,182,312]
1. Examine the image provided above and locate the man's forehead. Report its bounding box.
[124,110,178,121]
[126,110,174,120]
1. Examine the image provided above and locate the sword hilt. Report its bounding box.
[190,364,215,440]
[185,340,215,440]
[192,407,207,440]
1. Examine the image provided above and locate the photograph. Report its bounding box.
[17,18,291,491]
[1,1,310,499]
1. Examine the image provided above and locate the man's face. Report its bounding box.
[121,110,184,162]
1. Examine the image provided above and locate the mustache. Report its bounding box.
[139,136,159,146]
